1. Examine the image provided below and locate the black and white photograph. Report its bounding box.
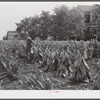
[0,1,100,93]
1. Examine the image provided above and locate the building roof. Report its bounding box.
[77,5,94,12]
[7,31,18,36]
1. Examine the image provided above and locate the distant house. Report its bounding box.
[6,31,18,40]
[77,5,95,24]
[77,5,99,40]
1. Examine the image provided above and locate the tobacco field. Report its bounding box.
[0,39,100,90]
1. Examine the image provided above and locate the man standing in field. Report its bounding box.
[26,35,33,62]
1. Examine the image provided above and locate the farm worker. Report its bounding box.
[26,35,33,61]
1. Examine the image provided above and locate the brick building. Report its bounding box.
[3,31,18,40]
[77,5,99,40]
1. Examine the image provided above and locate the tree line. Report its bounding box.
[15,5,100,41]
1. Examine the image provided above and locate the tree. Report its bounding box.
[38,11,53,40]
[16,11,53,40]
[52,5,69,40]
[15,5,84,41]
[52,6,84,40]
[16,17,32,39]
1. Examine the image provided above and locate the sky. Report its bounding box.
[0,2,100,40]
